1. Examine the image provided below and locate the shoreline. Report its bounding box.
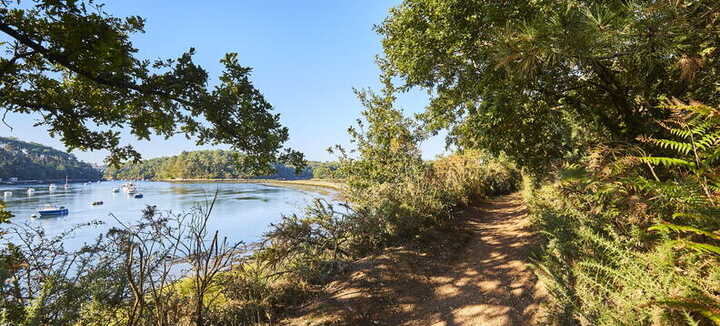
[119,178,346,192]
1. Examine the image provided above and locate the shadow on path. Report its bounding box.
[282,193,546,326]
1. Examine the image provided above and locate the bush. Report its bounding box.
[432,150,520,204]
[262,152,521,275]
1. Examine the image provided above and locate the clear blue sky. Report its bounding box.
[0,1,447,164]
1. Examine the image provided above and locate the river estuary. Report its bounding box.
[0,181,337,250]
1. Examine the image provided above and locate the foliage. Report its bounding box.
[0,222,117,326]
[0,200,250,326]
[331,76,425,192]
[529,102,720,325]
[0,200,11,223]
[103,150,313,180]
[259,81,521,282]
[432,150,520,204]
[0,0,303,169]
[378,0,720,173]
[307,161,342,179]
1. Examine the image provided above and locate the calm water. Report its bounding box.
[0,181,336,250]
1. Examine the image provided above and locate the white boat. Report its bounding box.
[27,188,35,195]
[3,191,11,197]
[64,177,70,189]
[122,182,138,194]
[49,184,57,191]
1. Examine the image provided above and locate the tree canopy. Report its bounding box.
[378,0,720,173]
[0,0,303,170]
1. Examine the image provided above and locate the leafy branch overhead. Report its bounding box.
[378,0,720,173]
[0,0,304,170]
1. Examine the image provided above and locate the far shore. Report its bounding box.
[121,178,346,192]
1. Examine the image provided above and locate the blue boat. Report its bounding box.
[134,194,144,199]
[38,205,69,217]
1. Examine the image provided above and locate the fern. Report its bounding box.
[650,299,720,326]
[637,156,695,168]
[670,241,720,255]
[650,138,695,155]
[650,223,720,241]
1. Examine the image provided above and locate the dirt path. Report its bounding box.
[418,193,545,326]
[282,193,545,326]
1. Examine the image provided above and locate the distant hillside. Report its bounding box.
[103,150,338,180]
[0,137,102,181]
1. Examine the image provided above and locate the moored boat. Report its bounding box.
[3,191,11,197]
[123,183,138,194]
[49,184,57,191]
[134,193,144,199]
[38,205,69,217]
[27,188,35,195]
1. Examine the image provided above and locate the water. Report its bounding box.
[0,181,336,250]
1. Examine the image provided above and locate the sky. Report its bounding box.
[0,1,448,164]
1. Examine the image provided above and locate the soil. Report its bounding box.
[280,193,546,326]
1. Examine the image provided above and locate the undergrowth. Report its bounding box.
[529,101,720,325]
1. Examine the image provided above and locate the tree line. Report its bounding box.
[104,149,340,180]
[0,137,101,181]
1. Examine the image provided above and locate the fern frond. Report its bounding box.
[668,127,695,139]
[705,148,720,164]
[637,156,695,168]
[700,311,720,326]
[664,239,720,255]
[672,211,717,221]
[683,242,720,255]
[682,311,701,326]
[651,139,694,154]
[650,299,720,325]
[650,223,720,240]
[695,131,720,150]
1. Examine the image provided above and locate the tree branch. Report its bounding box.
[0,21,195,107]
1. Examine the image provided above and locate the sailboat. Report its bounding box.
[64,176,70,190]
